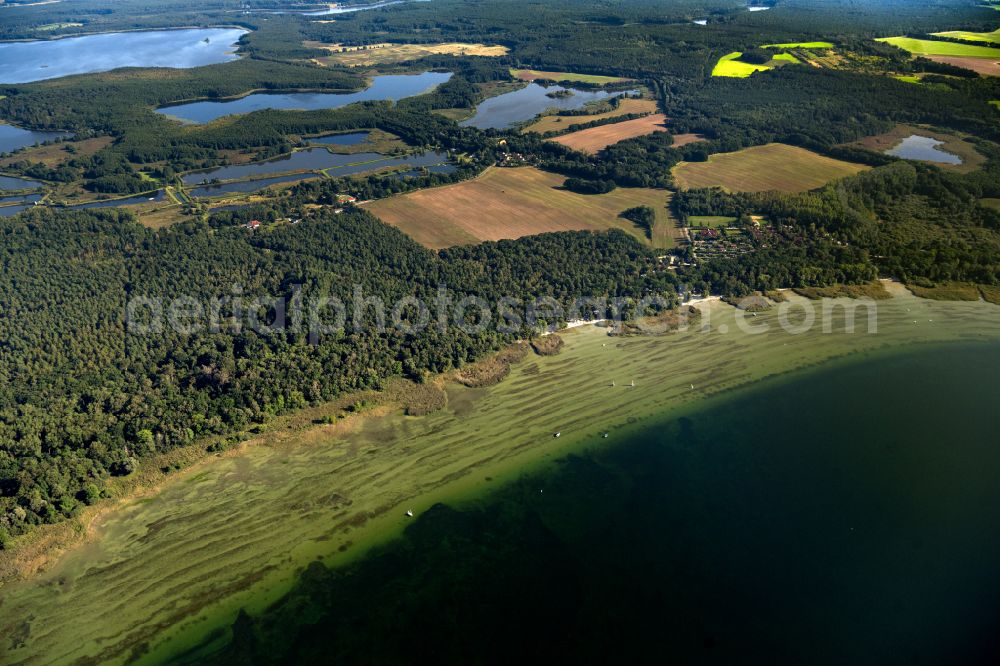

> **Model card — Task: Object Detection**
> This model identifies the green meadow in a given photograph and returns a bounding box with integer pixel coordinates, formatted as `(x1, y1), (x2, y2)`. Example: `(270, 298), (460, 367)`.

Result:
(762, 41), (834, 48)
(877, 36), (1000, 58)
(2, 286), (1000, 664)
(931, 28), (1000, 44)
(687, 215), (738, 227)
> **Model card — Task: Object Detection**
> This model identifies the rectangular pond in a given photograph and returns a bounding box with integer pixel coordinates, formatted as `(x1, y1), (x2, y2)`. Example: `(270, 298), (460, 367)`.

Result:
(0, 174), (44, 191)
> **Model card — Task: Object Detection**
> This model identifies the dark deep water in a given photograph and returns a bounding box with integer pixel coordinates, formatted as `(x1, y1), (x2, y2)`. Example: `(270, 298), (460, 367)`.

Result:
(201, 343), (1000, 665)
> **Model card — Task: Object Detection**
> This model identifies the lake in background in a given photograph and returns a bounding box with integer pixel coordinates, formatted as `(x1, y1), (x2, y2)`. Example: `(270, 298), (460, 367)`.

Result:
(157, 72), (452, 124)
(206, 342), (1000, 665)
(886, 135), (963, 165)
(0, 124), (70, 155)
(0, 28), (247, 84)
(460, 83), (635, 129)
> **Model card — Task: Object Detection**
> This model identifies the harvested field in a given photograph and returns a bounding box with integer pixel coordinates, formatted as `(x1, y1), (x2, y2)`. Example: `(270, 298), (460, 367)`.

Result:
(309, 41), (508, 66)
(365, 166), (682, 249)
(521, 98), (657, 134)
(510, 68), (631, 84)
(550, 114), (668, 153)
(672, 143), (868, 193)
(925, 55), (1000, 76)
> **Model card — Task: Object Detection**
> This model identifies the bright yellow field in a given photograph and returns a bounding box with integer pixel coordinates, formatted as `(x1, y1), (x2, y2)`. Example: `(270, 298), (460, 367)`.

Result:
(672, 143), (869, 192)
(366, 166), (682, 249)
(711, 51), (800, 77)
(521, 98), (658, 134)
(309, 41), (508, 66)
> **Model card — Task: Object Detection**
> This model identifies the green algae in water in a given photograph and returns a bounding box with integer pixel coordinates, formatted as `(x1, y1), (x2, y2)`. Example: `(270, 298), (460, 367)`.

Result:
(201, 342), (1000, 665)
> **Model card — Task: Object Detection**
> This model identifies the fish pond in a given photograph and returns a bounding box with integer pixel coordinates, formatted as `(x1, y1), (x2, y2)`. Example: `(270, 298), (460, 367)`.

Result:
(156, 72), (452, 124)
(184, 149), (453, 197)
(0, 174), (44, 191)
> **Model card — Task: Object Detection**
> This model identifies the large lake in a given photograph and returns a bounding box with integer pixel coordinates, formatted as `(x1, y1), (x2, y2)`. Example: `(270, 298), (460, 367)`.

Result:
(886, 134), (963, 165)
(0, 124), (70, 154)
(200, 341), (1000, 664)
(156, 71), (452, 124)
(0, 28), (247, 84)
(3, 291), (1000, 664)
(460, 83), (635, 130)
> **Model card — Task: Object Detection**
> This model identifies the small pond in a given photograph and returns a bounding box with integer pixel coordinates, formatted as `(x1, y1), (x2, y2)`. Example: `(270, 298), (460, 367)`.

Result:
(885, 135), (963, 165)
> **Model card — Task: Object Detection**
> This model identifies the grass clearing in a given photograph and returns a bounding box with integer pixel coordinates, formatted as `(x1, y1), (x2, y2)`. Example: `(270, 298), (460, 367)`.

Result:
(794, 282), (892, 300)
(308, 41), (508, 66)
(979, 284), (1000, 305)
(549, 114), (668, 153)
(982, 198), (1000, 211)
(509, 68), (632, 84)
(688, 215), (737, 228)
(906, 282), (983, 301)
(877, 36), (1000, 58)
(521, 98), (657, 134)
(763, 41), (834, 49)
(672, 144), (869, 193)
(845, 124), (985, 173)
(931, 28), (1000, 44)
(0, 137), (113, 169)
(365, 166), (681, 249)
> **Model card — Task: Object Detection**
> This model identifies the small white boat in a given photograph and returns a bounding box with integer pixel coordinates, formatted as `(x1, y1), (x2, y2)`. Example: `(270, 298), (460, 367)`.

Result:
(630, 380), (635, 387)
(602, 433), (609, 438)
(611, 381), (616, 387)
(554, 432), (561, 438)
(405, 509), (414, 518)
(689, 384), (695, 389)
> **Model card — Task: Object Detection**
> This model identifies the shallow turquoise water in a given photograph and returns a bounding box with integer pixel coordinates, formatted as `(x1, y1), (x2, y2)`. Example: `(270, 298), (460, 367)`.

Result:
(195, 342), (1000, 664)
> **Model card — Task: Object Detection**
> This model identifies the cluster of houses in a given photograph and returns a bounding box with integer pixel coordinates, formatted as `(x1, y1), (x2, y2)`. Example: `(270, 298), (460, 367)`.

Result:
(244, 194), (356, 230)
(687, 224), (757, 262)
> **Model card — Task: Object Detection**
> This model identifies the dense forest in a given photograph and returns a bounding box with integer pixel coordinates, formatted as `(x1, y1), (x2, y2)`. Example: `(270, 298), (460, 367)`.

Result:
(0, 208), (676, 539)
(3, 0), (1000, 544)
